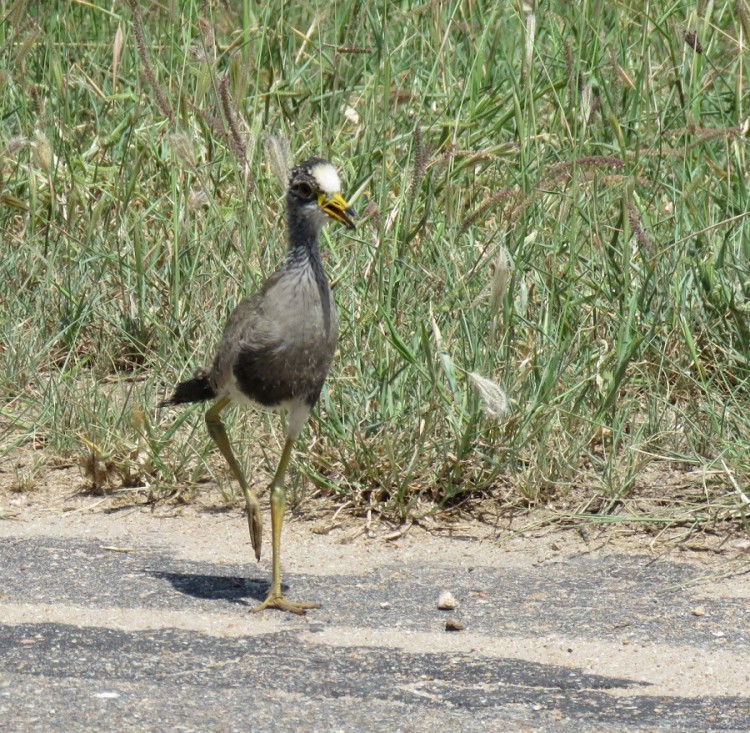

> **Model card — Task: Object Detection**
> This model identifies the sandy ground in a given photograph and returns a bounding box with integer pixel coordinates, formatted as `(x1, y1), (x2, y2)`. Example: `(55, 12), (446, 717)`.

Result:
(2, 454), (750, 731)
(3, 492), (750, 691)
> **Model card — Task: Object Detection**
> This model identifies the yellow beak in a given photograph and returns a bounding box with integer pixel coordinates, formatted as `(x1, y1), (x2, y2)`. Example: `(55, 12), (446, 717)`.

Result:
(318, 192), (357, 230)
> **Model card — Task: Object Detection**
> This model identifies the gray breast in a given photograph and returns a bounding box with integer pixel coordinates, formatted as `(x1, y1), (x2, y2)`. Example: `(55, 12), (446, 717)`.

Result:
(210, 266), (338, 409)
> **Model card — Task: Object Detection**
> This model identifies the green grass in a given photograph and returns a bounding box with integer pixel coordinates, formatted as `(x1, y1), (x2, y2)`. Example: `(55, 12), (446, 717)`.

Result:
(1, 0), (749, 532)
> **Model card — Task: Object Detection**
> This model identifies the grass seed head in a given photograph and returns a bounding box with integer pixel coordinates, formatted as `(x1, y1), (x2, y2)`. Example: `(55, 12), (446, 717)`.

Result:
(264, 135), (292, 189)
(469, 373), (508, 421)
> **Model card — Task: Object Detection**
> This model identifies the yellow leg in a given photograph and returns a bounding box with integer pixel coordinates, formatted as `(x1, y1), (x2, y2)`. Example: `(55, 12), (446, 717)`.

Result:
(205, 397), (262, 562)
(251, 436), (320, 615)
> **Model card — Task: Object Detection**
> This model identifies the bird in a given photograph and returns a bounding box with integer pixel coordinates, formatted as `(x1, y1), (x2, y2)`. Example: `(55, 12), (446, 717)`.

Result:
(159, 157), (355, 614)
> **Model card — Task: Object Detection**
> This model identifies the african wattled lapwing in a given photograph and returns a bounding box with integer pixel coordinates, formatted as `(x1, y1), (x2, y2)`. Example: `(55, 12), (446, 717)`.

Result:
(160, 157), (355, 614)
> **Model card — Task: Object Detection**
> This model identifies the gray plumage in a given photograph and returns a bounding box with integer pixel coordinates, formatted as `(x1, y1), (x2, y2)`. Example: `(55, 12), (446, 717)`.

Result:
(161, 157), (352, 436)
(210, 245), (338, 438)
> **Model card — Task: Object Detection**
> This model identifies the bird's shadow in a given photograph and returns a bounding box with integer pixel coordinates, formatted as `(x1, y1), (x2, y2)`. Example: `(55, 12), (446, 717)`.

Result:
(149, 570), (283, 607)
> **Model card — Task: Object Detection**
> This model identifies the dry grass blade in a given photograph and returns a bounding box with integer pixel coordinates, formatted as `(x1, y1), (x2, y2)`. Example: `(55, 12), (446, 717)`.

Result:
(523, 11), (536, 79)
(112, 23), (124, 91)
(489, 246), (512, 320)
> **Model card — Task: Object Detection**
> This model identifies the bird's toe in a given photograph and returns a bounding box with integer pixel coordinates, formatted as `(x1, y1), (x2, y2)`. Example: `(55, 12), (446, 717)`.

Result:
(251, 593), (320, 615)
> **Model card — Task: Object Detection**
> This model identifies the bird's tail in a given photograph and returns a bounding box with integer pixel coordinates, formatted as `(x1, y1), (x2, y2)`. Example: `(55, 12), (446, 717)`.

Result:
(158, 370), (216, 407)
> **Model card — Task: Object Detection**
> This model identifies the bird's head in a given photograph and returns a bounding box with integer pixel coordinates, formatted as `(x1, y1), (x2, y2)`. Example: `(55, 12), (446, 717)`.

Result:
(287, 158), (356, 231)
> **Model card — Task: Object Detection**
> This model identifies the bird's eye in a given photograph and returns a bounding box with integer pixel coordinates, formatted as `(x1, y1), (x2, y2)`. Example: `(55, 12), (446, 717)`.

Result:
(295, 182), (314, 199)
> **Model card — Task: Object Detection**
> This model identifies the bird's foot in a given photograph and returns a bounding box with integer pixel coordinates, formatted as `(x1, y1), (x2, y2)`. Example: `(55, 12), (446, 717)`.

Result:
(251, 592), (320, 616)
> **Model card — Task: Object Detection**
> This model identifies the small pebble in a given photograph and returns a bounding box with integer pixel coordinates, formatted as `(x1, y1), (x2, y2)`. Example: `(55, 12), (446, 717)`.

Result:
(692, 606), (706, 617)
(445, 618), (464, 632)
(437, 590), (457, 610)
(380, 602), (392, 610)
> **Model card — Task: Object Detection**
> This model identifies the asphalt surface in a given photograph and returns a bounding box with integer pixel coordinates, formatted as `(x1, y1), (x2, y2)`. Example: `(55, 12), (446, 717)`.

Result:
(1, 512), (749, 732)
